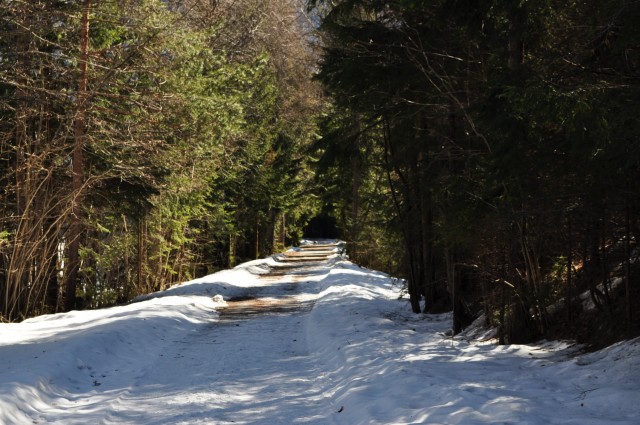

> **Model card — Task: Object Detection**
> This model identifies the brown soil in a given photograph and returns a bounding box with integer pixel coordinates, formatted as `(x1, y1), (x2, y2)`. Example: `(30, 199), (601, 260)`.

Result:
(218, 295), (313, 321)
(217, 243), (340, 322)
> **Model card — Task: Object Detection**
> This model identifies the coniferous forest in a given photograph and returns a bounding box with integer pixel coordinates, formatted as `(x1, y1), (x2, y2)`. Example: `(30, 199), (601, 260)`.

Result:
(1, 0), (639, 347)
(0, 0), (321, 320)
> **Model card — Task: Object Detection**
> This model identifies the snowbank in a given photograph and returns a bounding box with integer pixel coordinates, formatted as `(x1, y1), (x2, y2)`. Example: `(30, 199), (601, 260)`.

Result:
(1, 248), (638, 424)
(306, 258), (640, 424)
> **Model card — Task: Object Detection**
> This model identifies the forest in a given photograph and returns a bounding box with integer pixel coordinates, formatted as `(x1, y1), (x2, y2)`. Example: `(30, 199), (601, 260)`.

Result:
(1, 0), (639, 347)
(0, 0), (321, 320)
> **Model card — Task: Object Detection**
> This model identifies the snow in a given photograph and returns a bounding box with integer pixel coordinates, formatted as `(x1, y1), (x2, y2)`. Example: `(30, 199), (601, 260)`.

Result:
(1, 241), (639, 425)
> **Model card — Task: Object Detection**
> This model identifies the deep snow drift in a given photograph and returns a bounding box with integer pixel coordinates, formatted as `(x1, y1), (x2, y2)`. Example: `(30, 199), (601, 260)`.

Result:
(1, 241), (639, 424)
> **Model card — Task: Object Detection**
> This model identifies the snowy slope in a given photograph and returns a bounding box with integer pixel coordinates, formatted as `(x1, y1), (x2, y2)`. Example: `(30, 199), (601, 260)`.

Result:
(1, 242), (639, 424)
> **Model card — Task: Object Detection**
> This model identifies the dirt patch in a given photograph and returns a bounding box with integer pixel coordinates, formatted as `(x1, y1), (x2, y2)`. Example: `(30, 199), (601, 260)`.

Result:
(217, 243), (341, 322)
(218, 295), (312, 322)
(283, 250), (329, 257)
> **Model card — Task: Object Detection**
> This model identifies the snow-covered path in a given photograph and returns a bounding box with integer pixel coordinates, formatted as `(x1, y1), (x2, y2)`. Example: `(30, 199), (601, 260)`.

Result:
(103, 258), (333, 425)
(1, 240), (639, 425)
(104, 302), (325, 424)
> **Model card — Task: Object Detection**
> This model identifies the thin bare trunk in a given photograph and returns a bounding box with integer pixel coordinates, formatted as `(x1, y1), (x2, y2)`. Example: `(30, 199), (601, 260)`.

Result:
(65, 0), (91, 311)
(625, 200), (632, 325)
(566, 216), (573, 325)
(508, 5), (525, 71)
(255, 218), (260, 259)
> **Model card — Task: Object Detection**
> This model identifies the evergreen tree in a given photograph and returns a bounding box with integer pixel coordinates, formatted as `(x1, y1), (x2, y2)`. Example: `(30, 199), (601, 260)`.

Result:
(309, 0), (640, 341)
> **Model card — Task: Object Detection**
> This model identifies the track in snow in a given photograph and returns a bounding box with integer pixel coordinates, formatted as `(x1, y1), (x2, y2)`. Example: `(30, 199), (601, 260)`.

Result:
(101, 243), (341, 425)
(218, 243), (338, 323)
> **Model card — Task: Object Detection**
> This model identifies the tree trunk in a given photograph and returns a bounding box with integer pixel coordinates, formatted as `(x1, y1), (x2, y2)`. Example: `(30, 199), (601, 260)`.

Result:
(625, 199), (632, 326)
(137, 215), (146, 295)
(566, 215), (573, 325)
(508, 5), (525, 71)
(382, 116), (422, 313)
(407, 245), (422, 314)
(229, 234), (236, 267)
(498, 252), (508, 345)
(446, 248), (462, 334)
(349, 114), (362, 259)
(282, 212), (286, 247)
(420, 187), (434, 311)
(65, 0), (91, 311)
(254, 218), (259, 259)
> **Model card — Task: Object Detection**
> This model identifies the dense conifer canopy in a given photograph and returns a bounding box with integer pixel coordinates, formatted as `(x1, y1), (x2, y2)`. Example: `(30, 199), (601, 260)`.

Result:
(308, 0), (640, 343)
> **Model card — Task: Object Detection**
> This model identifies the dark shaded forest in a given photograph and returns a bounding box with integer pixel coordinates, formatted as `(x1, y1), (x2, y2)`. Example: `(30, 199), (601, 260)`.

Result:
(1, 0), (639, 347)
(309, 0), (640, 347)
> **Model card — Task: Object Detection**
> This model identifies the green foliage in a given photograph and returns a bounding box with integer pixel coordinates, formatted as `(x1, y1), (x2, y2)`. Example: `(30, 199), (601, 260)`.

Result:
(0, 0), (321, 320)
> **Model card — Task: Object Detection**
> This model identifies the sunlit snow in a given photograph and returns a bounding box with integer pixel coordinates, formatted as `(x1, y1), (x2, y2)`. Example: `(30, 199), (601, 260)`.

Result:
(1, 241), (638, 424)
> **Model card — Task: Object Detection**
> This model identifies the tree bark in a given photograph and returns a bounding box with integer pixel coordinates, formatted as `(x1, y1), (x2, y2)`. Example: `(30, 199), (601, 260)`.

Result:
(65, 0), (91, 311)
(508, 5), (525, 71)
(566, 215), (573, 325)
(255, 218), (260, 259)
(625, 199), (632, 326)
(382, 117), (421, 313)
